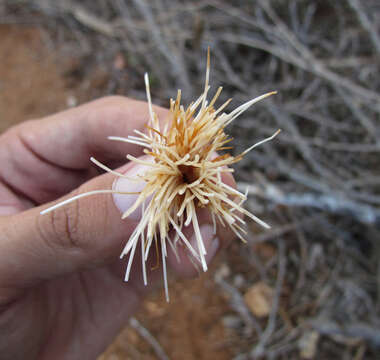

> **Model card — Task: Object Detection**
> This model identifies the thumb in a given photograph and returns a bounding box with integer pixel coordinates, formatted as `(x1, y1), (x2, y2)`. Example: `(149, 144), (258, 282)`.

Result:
(0, 155), (231, 291)
(0, 160), (142, 289)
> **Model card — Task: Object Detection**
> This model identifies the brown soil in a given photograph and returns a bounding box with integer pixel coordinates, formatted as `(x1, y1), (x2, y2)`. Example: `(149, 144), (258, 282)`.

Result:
(0, 25), (233, 360)
(101, 270), (232, 360)
(0, 25), (69, 132)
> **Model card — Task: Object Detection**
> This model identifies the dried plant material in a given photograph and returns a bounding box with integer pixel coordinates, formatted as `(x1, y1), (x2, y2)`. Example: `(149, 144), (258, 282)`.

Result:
(41, 50), (279, 301)
(298, 331), (320, 359)
(252, 243), (277, 260)
(244, 282), (274, 318)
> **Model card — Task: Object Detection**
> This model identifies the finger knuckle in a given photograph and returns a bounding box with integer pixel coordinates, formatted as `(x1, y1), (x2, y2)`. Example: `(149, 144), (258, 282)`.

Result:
(38, 192), (83, 251)
(98, 95), (131, 109)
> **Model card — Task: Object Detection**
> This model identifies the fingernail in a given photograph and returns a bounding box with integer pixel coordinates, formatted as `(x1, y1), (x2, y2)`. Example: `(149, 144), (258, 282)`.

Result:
(190, 224), (220, 264)
(112, 157), (153, 220)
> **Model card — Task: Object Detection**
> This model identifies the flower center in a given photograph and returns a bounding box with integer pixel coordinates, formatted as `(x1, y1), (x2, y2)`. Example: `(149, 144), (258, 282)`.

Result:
(178, 164), (199, 184)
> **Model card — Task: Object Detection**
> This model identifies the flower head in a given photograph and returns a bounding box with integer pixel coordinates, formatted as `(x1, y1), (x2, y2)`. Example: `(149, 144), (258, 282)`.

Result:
(41, 50), (279, 301)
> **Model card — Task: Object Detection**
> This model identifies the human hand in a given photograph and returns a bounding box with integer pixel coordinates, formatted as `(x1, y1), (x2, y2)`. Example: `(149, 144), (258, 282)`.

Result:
(0, 96), (234, 359)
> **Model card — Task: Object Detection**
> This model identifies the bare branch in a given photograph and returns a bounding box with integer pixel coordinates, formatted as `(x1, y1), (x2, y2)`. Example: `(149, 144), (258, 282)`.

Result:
(238, 182), (380, 225)
(347, 0), (380, 54)
(129, 317), (170, 360)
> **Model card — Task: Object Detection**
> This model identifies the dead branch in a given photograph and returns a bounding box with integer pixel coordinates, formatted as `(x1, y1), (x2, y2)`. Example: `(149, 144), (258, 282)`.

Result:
(347, 0), (380, 54)
(238, 182), (380, 226)
(215, 272), (263, 337)
(129, 317), (170, 360)
(250, 240), (287, 357)
(310, 319), (380, 348)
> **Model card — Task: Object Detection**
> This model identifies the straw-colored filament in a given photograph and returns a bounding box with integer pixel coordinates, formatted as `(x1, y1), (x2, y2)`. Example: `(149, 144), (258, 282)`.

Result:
(40, 49), (280, 301)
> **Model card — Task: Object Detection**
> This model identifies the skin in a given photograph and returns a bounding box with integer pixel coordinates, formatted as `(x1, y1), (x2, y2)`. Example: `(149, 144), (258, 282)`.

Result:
(0, 96), (235, 359)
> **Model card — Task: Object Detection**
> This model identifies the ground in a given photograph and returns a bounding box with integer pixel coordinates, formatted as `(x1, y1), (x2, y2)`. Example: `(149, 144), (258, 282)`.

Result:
(0, 24), (233, 360)
(0, 25), (68, 132)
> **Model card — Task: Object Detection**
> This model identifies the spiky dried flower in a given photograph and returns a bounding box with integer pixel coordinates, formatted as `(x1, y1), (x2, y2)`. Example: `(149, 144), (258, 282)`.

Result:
(41, 51), (280, 301)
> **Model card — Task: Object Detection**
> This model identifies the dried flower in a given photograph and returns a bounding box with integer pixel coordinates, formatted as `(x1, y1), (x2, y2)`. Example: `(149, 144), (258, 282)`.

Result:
(41, 50), (280, 301)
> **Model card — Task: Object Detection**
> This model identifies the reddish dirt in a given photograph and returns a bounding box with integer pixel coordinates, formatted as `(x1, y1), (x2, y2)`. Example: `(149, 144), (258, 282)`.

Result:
(0, 25), (233, 360)
(0, 25), (69, 132)
(101, 269), (232, 360)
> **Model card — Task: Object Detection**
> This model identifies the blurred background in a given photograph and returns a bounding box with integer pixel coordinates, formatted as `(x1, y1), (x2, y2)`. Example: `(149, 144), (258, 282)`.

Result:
(1, 0), (380, 359)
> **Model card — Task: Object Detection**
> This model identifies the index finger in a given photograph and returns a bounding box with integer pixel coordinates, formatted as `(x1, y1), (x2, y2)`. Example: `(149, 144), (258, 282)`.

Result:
(0, 96), (169, 204)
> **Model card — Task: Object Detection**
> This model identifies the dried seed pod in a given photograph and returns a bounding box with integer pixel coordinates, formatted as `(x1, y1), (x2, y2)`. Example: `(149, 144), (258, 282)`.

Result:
(41, 50), (280, 301)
